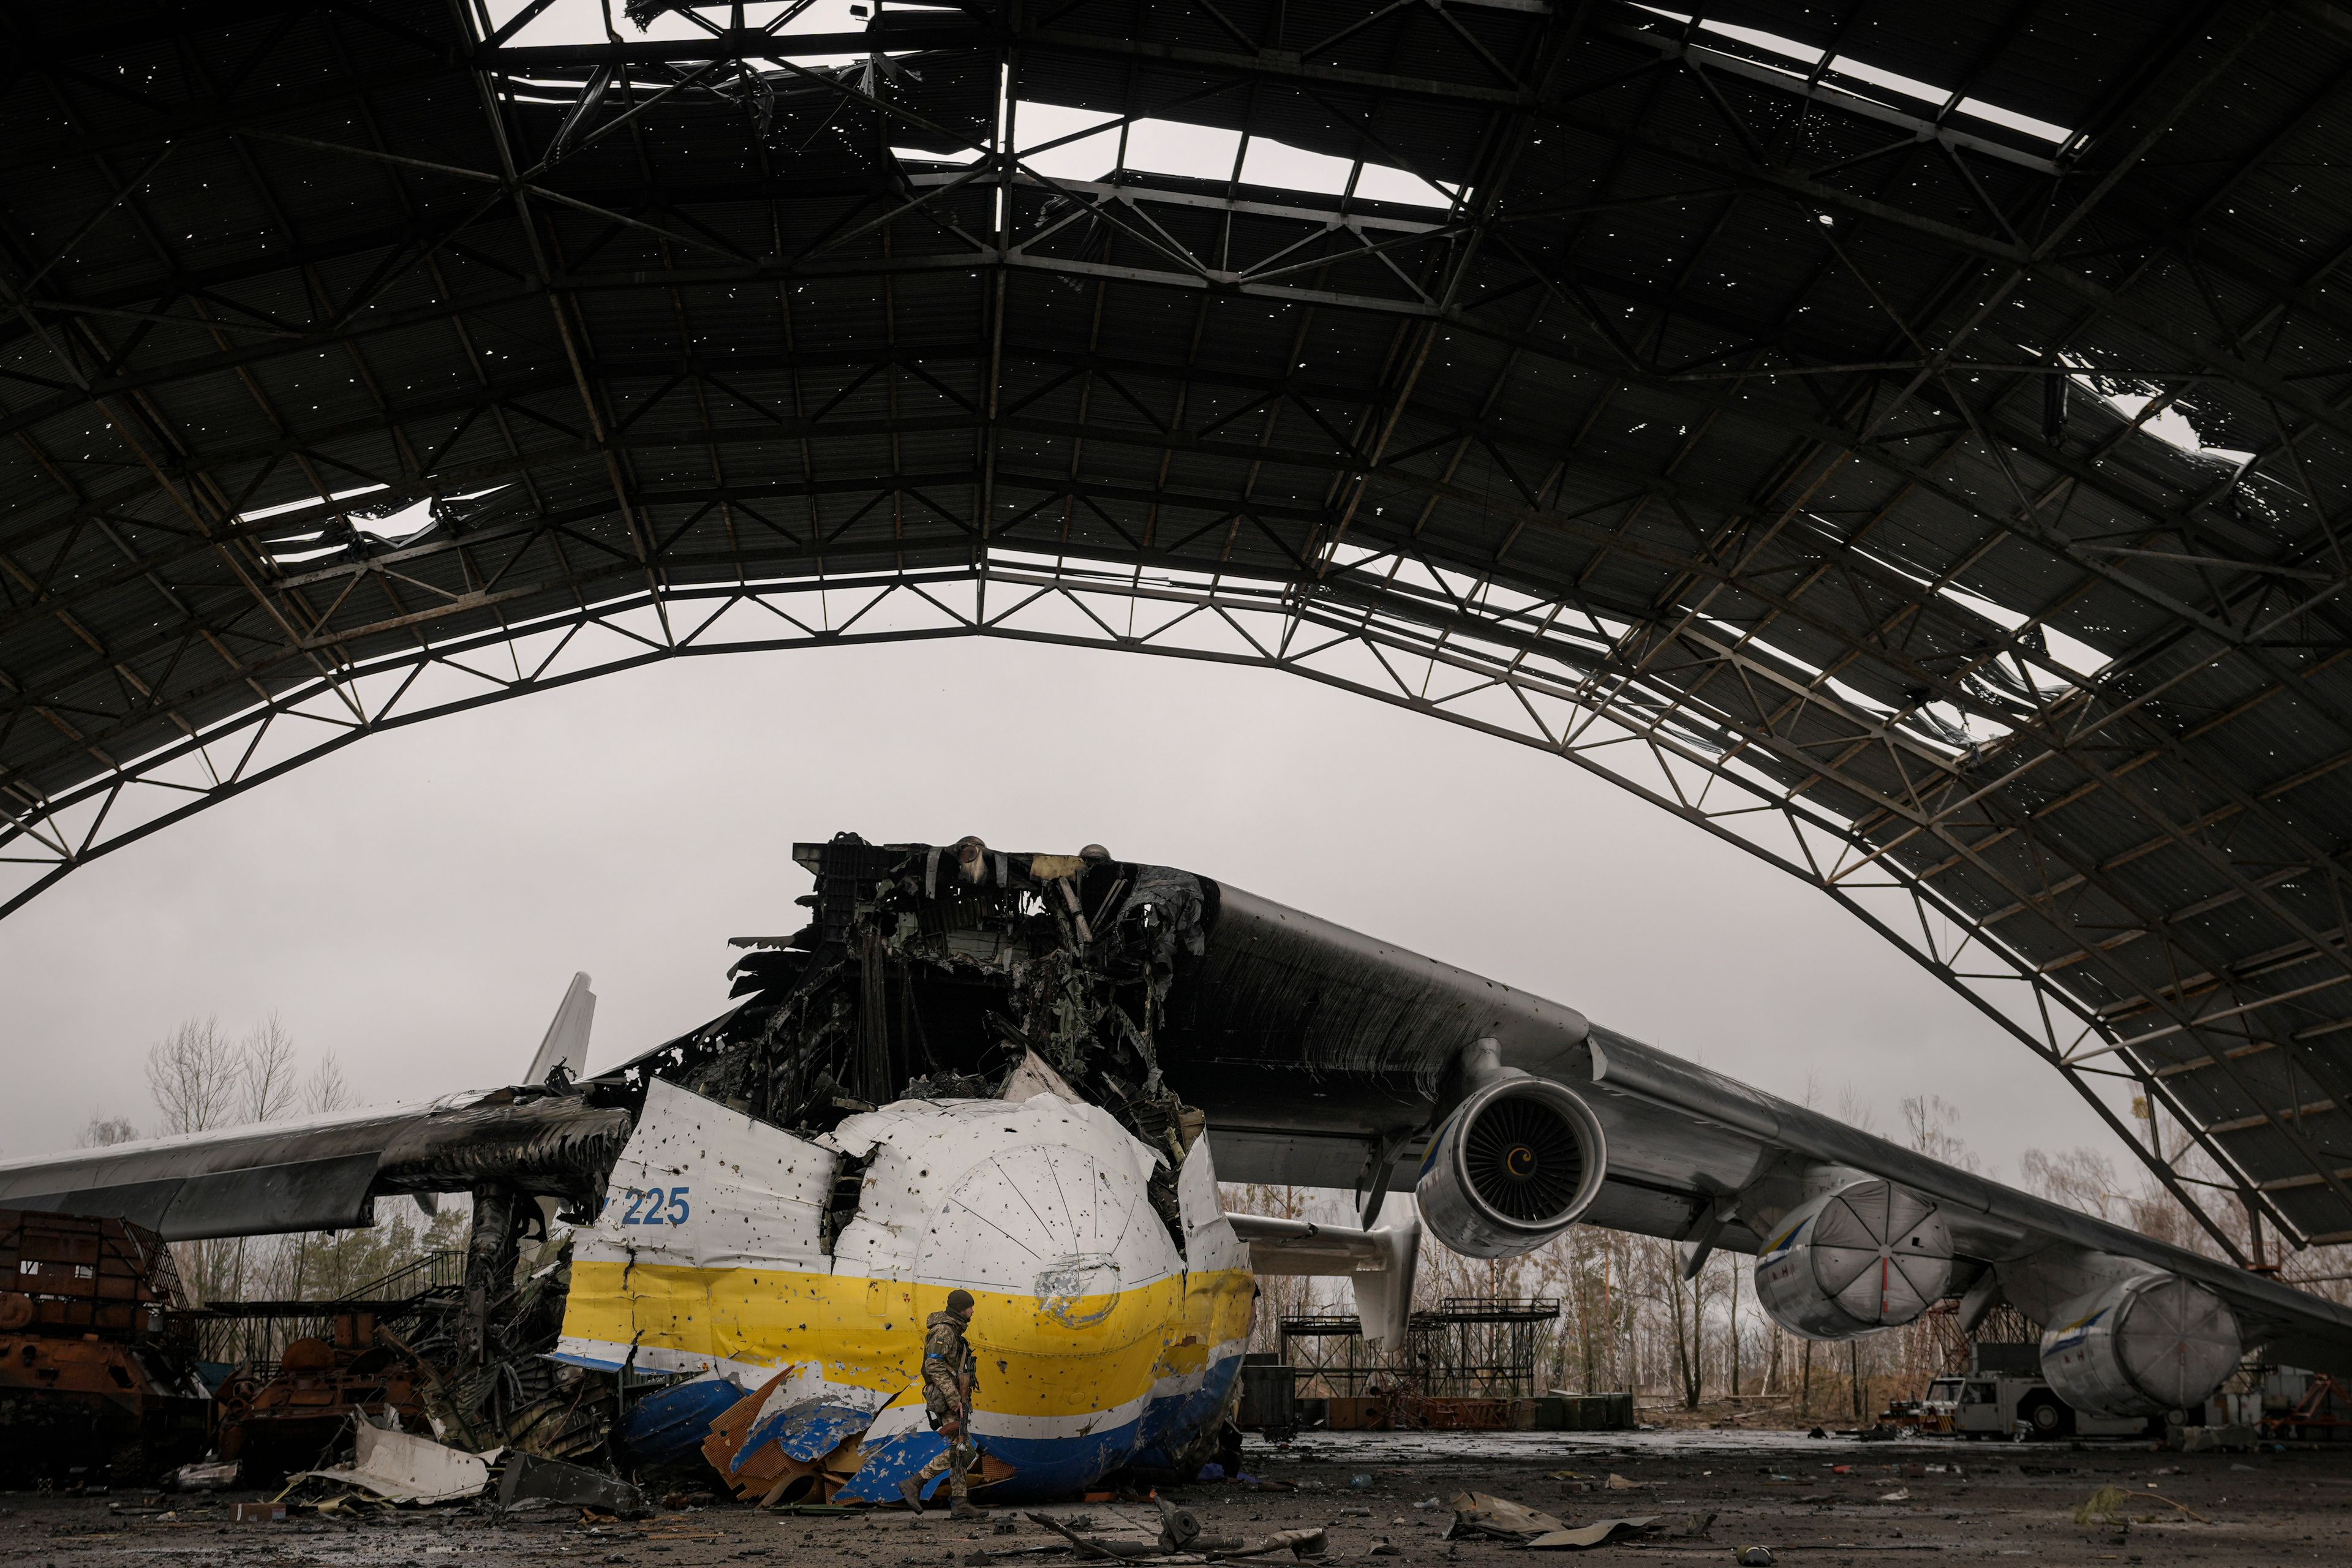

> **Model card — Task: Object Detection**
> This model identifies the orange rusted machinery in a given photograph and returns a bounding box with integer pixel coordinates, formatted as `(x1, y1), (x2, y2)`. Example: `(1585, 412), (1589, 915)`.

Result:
(213, 1308), (434, 1480)
(0, 1209), (211, 1484)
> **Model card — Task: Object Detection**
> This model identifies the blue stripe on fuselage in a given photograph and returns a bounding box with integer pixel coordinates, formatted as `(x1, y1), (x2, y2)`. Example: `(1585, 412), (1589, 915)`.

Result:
(838, 1352), (1245, 1503)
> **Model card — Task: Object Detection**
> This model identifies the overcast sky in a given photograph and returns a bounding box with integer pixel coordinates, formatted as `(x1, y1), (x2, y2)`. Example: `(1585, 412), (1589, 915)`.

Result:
(0, 636), (2131, 1187)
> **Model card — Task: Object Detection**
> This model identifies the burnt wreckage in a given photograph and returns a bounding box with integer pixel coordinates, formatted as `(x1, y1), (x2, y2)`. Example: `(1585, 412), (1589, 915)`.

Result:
(634, 837), (1213, 1216)
(598, 832), (1502, 1223)
(336, 828), (1483, 1489)
(0, 835), (1264, 1489)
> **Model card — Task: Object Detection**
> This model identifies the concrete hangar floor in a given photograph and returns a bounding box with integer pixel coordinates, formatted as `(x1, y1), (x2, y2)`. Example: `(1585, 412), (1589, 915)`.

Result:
(5, 1429), (2346, 1567)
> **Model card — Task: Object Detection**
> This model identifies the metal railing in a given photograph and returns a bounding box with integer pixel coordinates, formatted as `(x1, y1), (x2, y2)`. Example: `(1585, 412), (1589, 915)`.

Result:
(183, 1250), (468, 1368)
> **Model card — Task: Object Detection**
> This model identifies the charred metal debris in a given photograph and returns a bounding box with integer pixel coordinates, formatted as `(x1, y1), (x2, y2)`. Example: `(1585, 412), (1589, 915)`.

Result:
(0, 835), (1221, 1497)
(600, 834), (1215, 1242)
(162, 1237), (606, 1487)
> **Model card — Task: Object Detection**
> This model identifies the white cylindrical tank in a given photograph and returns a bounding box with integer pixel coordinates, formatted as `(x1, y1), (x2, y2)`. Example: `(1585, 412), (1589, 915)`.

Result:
(1753, 1179), (1953, 1338)
(2039, 1273), (2242, 1417)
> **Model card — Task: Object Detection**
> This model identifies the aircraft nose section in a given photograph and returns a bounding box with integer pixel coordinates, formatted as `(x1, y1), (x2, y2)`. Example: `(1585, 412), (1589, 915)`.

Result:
(1032, 1253), (1125, 1327)
(913, 1134), (1182, 1325)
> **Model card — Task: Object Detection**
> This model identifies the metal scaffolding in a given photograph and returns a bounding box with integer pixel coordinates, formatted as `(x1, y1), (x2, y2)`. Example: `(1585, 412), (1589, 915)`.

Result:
(1280, 1297), (1561, 1399)
(1414, 1297), (1564, 1401)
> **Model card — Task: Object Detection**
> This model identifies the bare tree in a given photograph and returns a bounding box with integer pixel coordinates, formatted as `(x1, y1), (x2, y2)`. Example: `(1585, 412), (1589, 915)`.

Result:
(1727, 1259), (1743, 1397)
(2021, 1147), (2124, 1221)
(239, 1012), (302, 1123)
(143, 1013), (319, 1314)
(77, 1113), (139, 1148)
(1902, 1093), (1980, 1173)
(145, 1017), (241, 1136)
(128, 1009), (468, 1348)
(1645, 1237), (1706, 1409)
(145, 1019), (246, 1308)
(305, 1050), (355, 1115)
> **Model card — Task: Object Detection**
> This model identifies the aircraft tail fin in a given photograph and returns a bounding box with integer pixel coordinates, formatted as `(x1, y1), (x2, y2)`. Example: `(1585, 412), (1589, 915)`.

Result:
(526, 971), (597, 1087)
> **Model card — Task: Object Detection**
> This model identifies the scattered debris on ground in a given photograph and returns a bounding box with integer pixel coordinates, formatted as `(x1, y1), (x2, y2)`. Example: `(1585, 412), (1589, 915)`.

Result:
(2072, 1481), (2211, 1527)
(500, 1450), (651, 1517)
(3, 1429), (2346, 1567)
(288, 1418), (491, 1504)
(1441, 1488), (1712, 1551)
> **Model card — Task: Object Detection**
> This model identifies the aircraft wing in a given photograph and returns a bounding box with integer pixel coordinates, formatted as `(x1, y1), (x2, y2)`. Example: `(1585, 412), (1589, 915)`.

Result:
(1163, 882), (2352, 1382)
(0, 1101), (447, 1240)
(1583, 1030), (2352, 1379)
(0, 972), (624, 1244)
(0, 1091), (631, 1242)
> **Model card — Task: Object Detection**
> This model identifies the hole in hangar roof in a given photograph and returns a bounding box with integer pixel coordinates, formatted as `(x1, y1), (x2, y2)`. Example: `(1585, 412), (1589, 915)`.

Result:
(895, 104), (1462, 209)
(255, 488), (507, 563)
(1630, 6), (2076, 146)
(237, 484), (389, 524)
(486, 0), (1463, 206)
(2058, 354), (2261, 472)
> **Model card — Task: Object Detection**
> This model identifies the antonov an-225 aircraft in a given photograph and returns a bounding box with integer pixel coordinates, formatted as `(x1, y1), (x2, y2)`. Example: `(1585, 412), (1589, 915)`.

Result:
(2, 834), (2348, 1501)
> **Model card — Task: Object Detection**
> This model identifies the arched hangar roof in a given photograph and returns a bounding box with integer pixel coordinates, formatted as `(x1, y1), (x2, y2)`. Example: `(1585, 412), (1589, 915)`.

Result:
(7, 0), (2352, 1256)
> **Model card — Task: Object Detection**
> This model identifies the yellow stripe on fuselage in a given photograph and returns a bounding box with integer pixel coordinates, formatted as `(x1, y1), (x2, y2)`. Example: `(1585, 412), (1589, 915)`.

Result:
(563, 1261), (1256, 1417)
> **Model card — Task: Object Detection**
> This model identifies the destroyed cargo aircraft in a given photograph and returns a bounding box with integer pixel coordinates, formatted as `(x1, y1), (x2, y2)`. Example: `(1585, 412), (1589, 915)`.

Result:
(4, 833), (2352, 1498)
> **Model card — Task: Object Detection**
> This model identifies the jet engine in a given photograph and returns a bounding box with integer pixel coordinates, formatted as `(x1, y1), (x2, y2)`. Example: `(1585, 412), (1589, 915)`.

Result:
(1754, 1179), (1953, 1339)
(1414, 1077), (1607, 1258)
(2039, 1273), (2242, 1417)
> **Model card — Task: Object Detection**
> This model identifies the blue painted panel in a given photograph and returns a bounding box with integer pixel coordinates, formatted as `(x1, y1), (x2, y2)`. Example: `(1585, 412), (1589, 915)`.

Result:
(741, 1402), (870, 1468)
(1131, 1355), (1242, 1471)
(618, 1372), (744, 1468)
(835, 1428), (949, 1502)
(834, 1352), (1243, 1503)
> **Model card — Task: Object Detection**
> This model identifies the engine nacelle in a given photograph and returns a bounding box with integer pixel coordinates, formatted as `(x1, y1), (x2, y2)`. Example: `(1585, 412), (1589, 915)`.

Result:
(1754, 1179), (1953, 1339)
(2040, 1273), (2242, 1417)
(1414, 1077), (1607, 1258)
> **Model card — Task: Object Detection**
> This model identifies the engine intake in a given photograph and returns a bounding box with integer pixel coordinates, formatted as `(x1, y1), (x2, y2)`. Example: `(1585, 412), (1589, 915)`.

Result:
(1415, 1079), (1606, 1258)
(2040, 1273), (2241, 1418)
(1754, 1180), (1953, 1340)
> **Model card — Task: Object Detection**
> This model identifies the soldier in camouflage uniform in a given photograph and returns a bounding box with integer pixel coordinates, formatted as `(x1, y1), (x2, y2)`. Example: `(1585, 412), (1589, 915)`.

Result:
(900, 1288), (982, 1517)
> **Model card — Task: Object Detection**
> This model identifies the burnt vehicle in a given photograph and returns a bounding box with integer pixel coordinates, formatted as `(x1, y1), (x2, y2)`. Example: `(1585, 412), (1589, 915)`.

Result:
(0, 1210), (210, 1484)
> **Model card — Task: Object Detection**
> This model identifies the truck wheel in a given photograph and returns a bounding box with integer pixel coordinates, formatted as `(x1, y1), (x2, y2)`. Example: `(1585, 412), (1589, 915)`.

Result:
(2018, 1395), (2070, 1439)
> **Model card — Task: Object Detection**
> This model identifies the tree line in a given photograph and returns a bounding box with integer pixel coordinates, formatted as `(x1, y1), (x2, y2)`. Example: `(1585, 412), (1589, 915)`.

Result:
(79, 1016), (467, 1357)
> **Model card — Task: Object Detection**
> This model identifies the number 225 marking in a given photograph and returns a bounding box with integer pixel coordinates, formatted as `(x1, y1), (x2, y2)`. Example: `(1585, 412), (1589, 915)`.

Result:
(618, 1186), (691, 1225)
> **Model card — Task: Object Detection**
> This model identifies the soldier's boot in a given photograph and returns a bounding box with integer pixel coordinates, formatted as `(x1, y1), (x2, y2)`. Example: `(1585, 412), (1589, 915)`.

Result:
(899, 1477), (926, 1513)
(951, 1498), (984, 1521)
